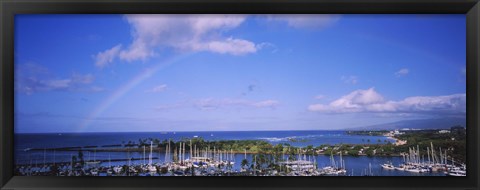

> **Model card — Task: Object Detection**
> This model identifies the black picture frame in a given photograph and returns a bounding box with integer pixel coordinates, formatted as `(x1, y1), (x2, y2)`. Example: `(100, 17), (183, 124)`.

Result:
(1, 0), (479, 190)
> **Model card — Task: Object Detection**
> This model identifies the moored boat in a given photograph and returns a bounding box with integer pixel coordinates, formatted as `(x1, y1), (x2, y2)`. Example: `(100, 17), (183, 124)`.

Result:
(381, 163), (395, 170)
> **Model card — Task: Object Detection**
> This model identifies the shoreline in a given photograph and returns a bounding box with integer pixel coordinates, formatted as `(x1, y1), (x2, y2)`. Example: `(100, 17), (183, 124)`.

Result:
(384, 135), (408, 146)
(26, 147), (404, 157)
(14, 154), (404, 167)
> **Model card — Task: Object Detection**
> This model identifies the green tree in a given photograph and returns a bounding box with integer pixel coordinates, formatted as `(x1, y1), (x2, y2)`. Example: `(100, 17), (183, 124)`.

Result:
(241, 159), (249, 169)
(348, 150), (359, 157)
(365, 149), (374, 157)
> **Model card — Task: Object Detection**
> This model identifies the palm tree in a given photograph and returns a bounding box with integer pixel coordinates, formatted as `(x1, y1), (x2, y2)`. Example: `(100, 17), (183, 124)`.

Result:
(241, 159), (249, 170)
(123, 165), (129, 176)
(72, 156), (77, 165)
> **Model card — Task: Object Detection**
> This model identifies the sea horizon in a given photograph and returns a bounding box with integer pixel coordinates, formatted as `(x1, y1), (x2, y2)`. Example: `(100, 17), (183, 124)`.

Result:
(15, 129), (363, 135)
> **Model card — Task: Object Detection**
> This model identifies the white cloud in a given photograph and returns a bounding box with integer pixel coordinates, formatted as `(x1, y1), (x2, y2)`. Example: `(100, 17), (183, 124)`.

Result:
(255, 42), (277, 52)
(314, 95), (326, 100)
(72, 73), (95, 84)
(461, 67), (466, 75)
(341, 75), (358, 84)
(94, 44), (122, 68)
(96, 15), (260, 67)
(146, 84), (167, 93)
(118, 40), (153, 62)
(46, 79), (71, 89)
(308, 88), (465, 115)
(15, 64), (101, 94)
(267, 14), (341, 29)
(252, 100), (280, 108)
(395, 68), (409, 77)
(201, 37), (257, 55)
(156, 98), (280, 111)
(16, 74), (99, 94)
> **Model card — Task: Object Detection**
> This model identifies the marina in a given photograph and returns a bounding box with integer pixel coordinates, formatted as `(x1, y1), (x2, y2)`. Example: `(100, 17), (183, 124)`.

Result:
(14, 136), (465, 177)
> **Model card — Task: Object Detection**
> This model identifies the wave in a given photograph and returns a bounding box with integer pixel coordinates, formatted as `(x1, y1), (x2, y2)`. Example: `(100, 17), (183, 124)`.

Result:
(257, 137), (287, 142)
(257, 134), (327, 142)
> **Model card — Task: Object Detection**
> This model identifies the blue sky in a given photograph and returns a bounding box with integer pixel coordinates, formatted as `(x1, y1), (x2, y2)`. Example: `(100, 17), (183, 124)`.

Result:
(14, 14), (466, 133)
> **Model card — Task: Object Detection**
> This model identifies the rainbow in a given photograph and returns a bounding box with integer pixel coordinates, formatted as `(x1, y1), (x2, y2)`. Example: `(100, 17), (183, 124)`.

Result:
(79, 53), (191, 131)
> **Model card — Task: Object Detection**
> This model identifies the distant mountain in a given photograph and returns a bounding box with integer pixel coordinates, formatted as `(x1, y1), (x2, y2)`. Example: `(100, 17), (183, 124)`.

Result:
(346, 117), (466, 131)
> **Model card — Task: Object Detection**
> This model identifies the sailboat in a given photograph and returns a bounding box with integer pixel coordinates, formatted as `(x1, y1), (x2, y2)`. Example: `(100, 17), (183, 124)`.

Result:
(85, 149), (101, 165)
(148, 141), (157, 173)
(381, 161), (395, 170)
(106, 154), (113, 176)
(446, 166), (466, 176)
(229, 149), (235, 165)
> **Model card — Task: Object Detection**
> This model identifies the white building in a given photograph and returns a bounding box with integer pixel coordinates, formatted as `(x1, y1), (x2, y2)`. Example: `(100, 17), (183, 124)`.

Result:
(438, 130), (451, 134)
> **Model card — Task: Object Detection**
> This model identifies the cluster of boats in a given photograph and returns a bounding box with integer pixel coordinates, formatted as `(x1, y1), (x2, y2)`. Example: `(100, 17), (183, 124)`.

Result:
(381, 143), (466, 176)
(381, 162), (466, 176)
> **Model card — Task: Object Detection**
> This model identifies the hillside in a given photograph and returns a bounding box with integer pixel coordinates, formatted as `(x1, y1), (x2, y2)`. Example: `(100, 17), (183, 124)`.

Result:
(346, 117), (466, 131)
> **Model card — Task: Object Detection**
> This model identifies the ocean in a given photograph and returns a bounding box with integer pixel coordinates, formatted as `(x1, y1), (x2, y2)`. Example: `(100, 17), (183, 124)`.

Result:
(15, 130), (393, 150)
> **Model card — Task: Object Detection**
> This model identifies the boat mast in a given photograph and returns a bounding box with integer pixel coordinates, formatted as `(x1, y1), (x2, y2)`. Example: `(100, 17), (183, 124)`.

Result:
(417, 145), (420, 164)
(254, 155), (257, 176)
(369, 163), (372, 176)
(53, 149), (56, 166)
(179, 142), (182, 164)
(427, 147), (431, 164)
(244, 149), (247, 160)
(43, 148), (46, 167)
(168, 139), (171, 162)
(164, 143), (168, 163)
(444, 149), (448, 166)
(143, 145), (146, 165)
(340, 152), (343, 169)
(439, 147), (443, 165)
(149, 141), (153, 166)
(430, 142), (435, 165)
